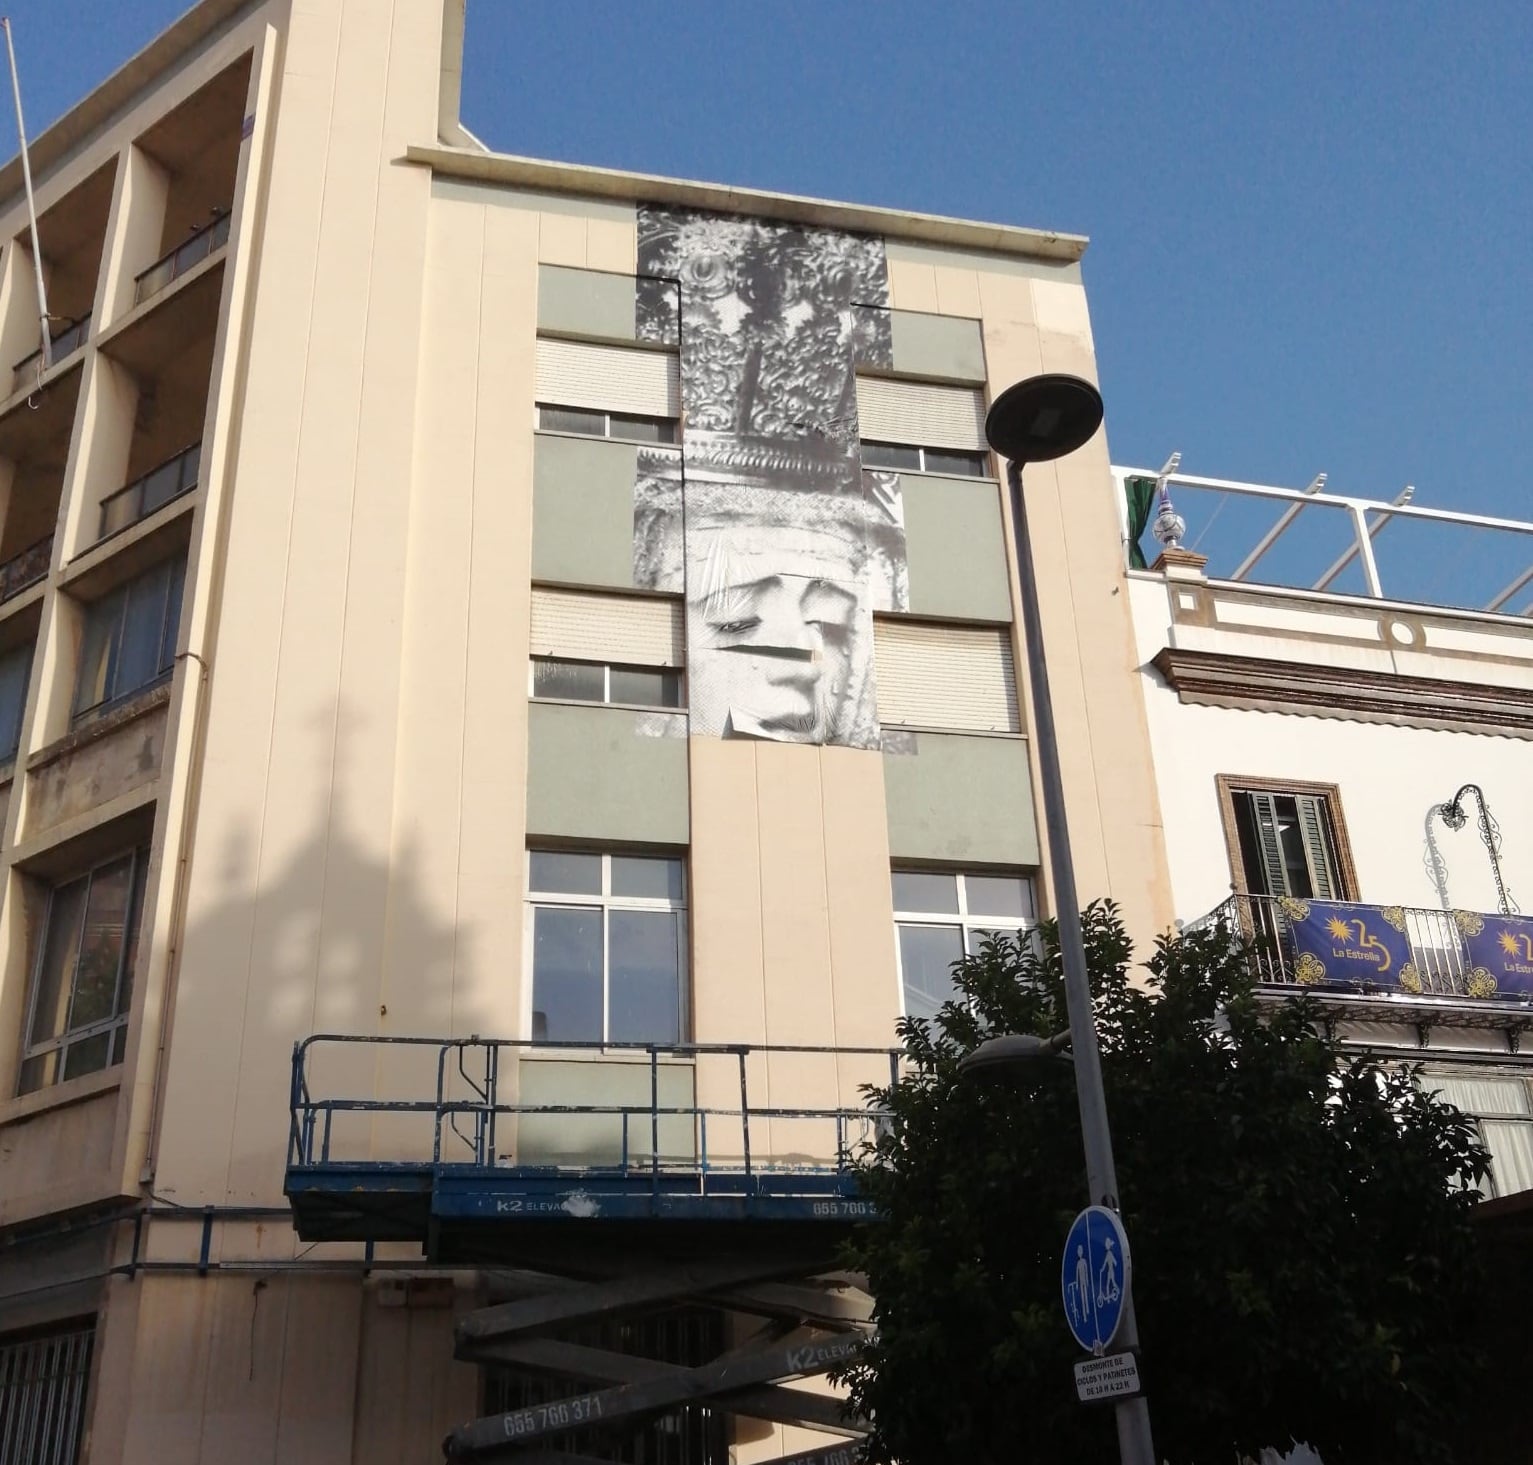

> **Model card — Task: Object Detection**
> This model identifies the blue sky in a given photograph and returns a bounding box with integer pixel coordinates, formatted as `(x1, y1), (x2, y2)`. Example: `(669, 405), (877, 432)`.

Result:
(7, 1), (1532, 598)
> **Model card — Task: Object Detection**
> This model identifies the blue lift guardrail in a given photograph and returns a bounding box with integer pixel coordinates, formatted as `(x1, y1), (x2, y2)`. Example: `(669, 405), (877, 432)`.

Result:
(285, 1035), (900, 1241)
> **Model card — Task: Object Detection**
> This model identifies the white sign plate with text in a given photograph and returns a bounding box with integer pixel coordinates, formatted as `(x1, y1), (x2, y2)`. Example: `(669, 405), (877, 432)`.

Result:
(1073, 1351), (1141, 1404)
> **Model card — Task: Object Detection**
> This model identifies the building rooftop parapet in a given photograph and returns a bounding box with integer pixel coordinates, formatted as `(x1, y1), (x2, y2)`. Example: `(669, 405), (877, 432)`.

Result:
(406, 143), (1089, 263)
(1118, 463), (1533, 625)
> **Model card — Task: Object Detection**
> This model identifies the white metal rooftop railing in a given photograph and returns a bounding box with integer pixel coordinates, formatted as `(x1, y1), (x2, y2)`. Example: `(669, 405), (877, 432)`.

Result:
(1117, 464), (1533, 618)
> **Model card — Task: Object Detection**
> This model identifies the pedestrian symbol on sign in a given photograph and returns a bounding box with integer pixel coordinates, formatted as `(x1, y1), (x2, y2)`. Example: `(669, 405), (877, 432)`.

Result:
(1061, 1206), (1132, 1354)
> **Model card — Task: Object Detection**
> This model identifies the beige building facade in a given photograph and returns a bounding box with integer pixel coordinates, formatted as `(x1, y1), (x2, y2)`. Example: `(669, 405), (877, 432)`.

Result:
(0, 2), (1175, 1460)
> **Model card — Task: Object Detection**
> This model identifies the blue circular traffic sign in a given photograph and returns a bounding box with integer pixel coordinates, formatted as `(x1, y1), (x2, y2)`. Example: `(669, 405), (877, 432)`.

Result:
(1061, 1205), (1131, 1354)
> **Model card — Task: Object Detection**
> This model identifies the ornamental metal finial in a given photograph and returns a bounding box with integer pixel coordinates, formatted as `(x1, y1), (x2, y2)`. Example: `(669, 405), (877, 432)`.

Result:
(1150, 452), (1184, 551)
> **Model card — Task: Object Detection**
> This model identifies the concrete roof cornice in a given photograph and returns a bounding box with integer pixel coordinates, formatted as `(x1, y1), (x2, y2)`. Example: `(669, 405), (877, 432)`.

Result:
(0, 0), (253, 204)
(406, 143), (1090, 263)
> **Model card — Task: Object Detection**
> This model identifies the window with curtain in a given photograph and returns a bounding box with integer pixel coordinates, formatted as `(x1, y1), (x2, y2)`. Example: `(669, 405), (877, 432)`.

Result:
(1422, 1071), (1533, 1197)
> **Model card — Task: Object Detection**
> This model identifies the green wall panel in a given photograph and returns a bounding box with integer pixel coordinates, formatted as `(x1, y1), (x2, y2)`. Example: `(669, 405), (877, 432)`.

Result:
(532, 434), (639, 588)
(526, 702), (689, 844)
(901, 473), (1013, 621)
(538, 264), (639, 343)
(889, 310), (986, 383)
(883, 731), (1038, 866)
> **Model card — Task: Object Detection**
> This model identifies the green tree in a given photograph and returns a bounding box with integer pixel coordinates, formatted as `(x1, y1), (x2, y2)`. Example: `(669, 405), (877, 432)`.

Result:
(838, 903), (1488, 1465)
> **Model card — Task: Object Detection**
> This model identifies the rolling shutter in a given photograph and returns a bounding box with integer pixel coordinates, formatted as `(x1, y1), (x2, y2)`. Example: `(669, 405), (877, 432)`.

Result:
(535, 338), (680, 417)
(874, 620), (1019, 732)
(529, 588), (684, 667)
(856, 377), (986, 451)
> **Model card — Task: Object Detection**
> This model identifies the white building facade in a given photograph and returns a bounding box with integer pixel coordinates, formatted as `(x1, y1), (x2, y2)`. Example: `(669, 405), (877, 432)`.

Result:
(1124, 462), (1533, 1203)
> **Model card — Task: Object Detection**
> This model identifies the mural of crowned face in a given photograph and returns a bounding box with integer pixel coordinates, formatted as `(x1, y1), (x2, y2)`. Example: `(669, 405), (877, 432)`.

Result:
(634, 206), (906, 750)
(689, 488), (868, 743)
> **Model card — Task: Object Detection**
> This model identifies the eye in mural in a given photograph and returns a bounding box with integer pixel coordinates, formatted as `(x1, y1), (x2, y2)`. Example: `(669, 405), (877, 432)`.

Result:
(634, 207), (906, 750)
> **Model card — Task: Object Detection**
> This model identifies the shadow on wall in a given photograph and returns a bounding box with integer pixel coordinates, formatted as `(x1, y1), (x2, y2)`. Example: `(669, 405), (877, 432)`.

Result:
(1423, 803), (1453, 910)
(158, 701), (477, 1205)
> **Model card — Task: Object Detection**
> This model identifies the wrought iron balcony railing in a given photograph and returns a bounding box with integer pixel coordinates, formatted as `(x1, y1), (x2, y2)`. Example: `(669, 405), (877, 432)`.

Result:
(134, 211), (231, 306)
(1186, 892), (1512, 1001)
(0, 532), (52, 602)
(97, 442), (200, 541)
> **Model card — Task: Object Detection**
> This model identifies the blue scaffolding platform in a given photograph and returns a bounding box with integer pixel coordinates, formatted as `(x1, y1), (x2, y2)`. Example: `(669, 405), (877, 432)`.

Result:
(285, 1035), (896, 1252)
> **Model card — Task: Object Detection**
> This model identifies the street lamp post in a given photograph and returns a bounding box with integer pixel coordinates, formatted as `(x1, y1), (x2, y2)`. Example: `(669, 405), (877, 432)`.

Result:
(978, 374), (1157, 1465)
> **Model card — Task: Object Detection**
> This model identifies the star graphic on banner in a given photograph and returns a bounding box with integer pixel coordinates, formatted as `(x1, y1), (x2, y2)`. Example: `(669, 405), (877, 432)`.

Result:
(1326, 917), (1352, 943)
(1499, 930), (1520, 957)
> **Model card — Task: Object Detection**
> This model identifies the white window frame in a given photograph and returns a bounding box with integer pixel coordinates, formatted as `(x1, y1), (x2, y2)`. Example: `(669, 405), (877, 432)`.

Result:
(19, 846), (148, 1094)
(859, 440), (991, 478)
(524, 850), (690, 1047)
(1420, 1067), (1533, 1199)
(527, 656), (683, 712)
(535, 402), (680, 447)
(892, 867), (1037, 1019)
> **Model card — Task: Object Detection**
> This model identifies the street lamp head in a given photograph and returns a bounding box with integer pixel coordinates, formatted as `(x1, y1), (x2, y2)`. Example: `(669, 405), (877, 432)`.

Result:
(984, 374), (1104, 465)
(957, 1032), (1074, 1083)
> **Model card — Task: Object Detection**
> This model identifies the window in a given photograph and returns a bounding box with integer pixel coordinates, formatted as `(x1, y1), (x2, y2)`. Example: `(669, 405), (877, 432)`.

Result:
(72, 556), (186, 720)
(0, 639), (32, 761)
(1218, 777), (1355, 901)
(531, 658), (682, 709)
(536, 403), (679, 445)
(860, 441), (988, 477)
(529, 587), (685, 705)
(534, 337), (680, 433)
(19, 848), (148, 1095)
(893, 868), (1036, 1020)
(1422, 1071), (1533, 1197)
(874, 620), (1018, 732)
(0, 1319), (95, 1465)
(527, 851), (686, 1045)
(855, 377), (987, 465)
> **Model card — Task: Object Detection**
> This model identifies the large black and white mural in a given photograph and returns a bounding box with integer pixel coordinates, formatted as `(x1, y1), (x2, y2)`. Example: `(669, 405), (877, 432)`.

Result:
(632, 207), (906, 751)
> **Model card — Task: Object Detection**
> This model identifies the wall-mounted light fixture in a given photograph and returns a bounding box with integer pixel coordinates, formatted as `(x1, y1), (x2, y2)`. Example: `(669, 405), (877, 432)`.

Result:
(1434, 783), (1518, 916)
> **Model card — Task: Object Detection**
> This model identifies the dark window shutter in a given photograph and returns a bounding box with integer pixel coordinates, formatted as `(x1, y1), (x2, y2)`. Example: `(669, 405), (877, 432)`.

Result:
(1247, 791), (1291, 897)
(1296, 794), (1340, 899)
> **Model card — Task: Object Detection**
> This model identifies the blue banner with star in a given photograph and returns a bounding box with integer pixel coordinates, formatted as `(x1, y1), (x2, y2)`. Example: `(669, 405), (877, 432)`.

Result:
(1454, 911), (1533, 998)
(1278, 898), (1417, 989)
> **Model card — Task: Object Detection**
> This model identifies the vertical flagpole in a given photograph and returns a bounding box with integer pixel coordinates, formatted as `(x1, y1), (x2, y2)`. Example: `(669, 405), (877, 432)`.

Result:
(2, 18), (52, 372)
